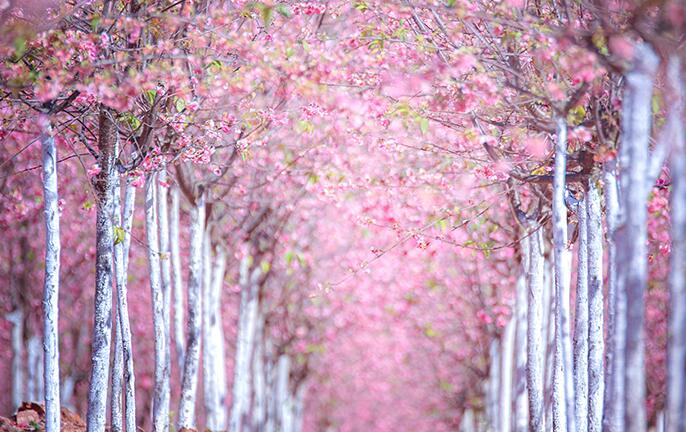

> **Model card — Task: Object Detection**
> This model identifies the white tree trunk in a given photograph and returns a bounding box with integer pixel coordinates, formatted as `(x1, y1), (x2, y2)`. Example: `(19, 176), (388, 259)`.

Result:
(500, 318), (515, 432)
(8, 308), (24, 410)
(573, 194), (588, 432)
(204, 244), (228, 431)
(602, 159), (622, 432)
(178, 195), (205, 430)
(27, 335), (43, 403)
(527, 228), (545, 432)
(156, 168), (172, 430)
(117, 178), (137, 432)
(111, 173), (123, 432)
(586, 182), (604, 432)
(145, 174), (170, 432)
(170, 186), (185, 375)
(487, 339), (500, 429)
(514, 238), (529, 432)
(551, 117), (572, 432)
(665, 56), (686, 432)
(87, 108), (117, 432)
(616, 44), (658, 432)
(230, 257), (262, 432)
(40, 122), (60, 432)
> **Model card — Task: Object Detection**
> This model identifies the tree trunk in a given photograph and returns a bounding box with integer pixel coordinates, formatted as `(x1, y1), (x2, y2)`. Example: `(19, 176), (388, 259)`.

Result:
(87, 107), (117, 432)
(665, 56), (685, 432)
(40, 119), (60, 432)
(551, 117), (572, 432)
(499, 318), (515, 432)
(204, 243), (228, 431)
(586, 181), (604, 432)
(111, 173), (123, 432)
(573, 194), (588, 432)
(178, 195), (205, 430)
(118, 178), (137, 432)
(170, 186), (185, 376)
(27, 335), (43, 403)
(230, 257), (262, 432)
(157, 167), (172, 430)
(145, 173), (170, 432)
(602, 159), (622, 432)
(514, 237), (529, 432)
(616, 44), (658, 432)
(8, 308), (24, 410)
(527, 227), (545, 432)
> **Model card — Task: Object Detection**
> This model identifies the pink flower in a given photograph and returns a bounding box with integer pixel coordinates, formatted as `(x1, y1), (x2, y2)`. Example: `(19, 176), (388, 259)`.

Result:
(87, 164), (101, 178)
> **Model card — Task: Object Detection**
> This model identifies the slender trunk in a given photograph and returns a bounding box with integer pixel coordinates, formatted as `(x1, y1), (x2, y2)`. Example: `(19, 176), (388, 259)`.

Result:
(602, 160), (622, 432)
(252, 313), (267, 430)
(178, 195), (205, 430)
(111, 303), (123, 432)
(551, 117), (572, 432)
(204, 244), (228, 431)
(120, 179), (137, 432)
(111, 174), (123, 432)
(170, 186), (185, 375)
(157, 167), (172, 429)
(231, 257), (262, 432)
(487, 339), (500, 429)
(276, 356), (291, 432)
(40, 120), (60, 431)
(8, 308), (24, 410)
(27, 336), (43, 403)
(145, 173), (170, 432)
(666, 57), (686, 432)
(500, 318), (515, 432)
(617, 44), (658, 432)
(586, 181), (604, 432)
(87, 107), (117, 432)
(514, 237), (529, 432)
(527, 227), (545, 432)
(544, 259), (555, 429)
(573, 195), (588, 432)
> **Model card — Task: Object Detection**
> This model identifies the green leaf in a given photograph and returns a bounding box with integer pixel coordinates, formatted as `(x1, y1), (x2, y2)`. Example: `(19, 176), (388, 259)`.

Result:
(284, 250), (294, 266)
(175, 97), (186, 112)
(354, 0), (368, 11)
(418, 117), (429, 135)
(275, 4), (292, 17)
(113, 226), (126, 246)
(446, 0), (457, 6)
(423, 323), (438, 338)
(13, 37), (26, 58)
(144, 90), (156, 105)
(261, 5), (274, 26)
(260, 260), (271, 274)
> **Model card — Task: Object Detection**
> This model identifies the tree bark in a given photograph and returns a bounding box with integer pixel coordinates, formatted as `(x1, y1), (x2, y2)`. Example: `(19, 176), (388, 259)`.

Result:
(178, 195), (205, 430)
(145, 173), (170, 432)
(40, 120), (60, 432)
(586, 181), (604, 432)
(500, 318), (515, 432)
(573, 194), (588, 432)
(119, 178), (137, 432)
(527, 228), (545, 432)
(204, 243), (228, 431)
(157, 167), (173, 430)
(87, 107), (117, 432)
(616, 44), (658, 432)
(230, 256), (262, 432)
(602, 159), (622, 432)
(8, 308), (24, 410)
(551, 117), (572, 432)
(665, 56), (685, 432)
(170, 186), (185, 376)
(514, 237), (529, 432)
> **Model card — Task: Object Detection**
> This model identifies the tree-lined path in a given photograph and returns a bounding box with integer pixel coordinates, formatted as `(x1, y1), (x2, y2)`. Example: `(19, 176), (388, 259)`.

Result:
(0, 1), (683, 431)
